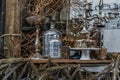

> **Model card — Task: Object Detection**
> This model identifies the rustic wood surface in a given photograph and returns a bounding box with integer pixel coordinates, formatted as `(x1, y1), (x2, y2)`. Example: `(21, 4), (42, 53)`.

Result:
(0, 58), (112, 64)
(31, 59), (112, 64)
(5, 0), (21, 57)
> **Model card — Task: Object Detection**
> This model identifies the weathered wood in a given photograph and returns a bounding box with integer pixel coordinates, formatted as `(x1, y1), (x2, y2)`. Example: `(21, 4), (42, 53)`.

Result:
(13, 0), (21, 57)
(0, 58), (116, 80)
(5, 0), (21, 57)
(32, 59), (112, 64)
(3, 63), (24, 80)
(5, 0), (15, 34)
(71, 64), (81, 79)
(112, 56), (119, 80)
(95, 63), (114, 78)
(0, 58), (111, 64)
(5, 0), (15, 57)
(0, 58), (28, 64)
(17, 61), (28, 80)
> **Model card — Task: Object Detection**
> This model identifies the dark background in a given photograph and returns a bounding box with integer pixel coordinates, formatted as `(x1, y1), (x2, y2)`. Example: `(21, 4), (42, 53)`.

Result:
(0, 0), (6, 54)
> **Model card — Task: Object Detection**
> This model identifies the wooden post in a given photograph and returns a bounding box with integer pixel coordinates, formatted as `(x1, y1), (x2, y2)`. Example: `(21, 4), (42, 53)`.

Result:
(13, 0), (21, 57)
(5, 0), (15, 34)
(5, 0), (21, 57)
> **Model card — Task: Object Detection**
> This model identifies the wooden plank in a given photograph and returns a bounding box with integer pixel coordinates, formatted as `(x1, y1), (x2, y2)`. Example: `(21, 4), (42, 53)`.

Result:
(6, 0), (15, 34)
(5, 0), (21, 57)
(0, 58), (112, 64)
(32, 59), (112, 64)
(5, 0), (15, 57)
(12, 0), (21, 57)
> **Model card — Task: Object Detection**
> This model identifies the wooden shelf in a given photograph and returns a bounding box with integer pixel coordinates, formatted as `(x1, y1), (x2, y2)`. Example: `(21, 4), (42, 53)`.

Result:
(32, 59), (112, 64)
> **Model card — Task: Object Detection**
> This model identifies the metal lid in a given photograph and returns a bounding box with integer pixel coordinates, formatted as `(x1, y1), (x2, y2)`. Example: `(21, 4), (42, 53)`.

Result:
(44, 23), (59, 36)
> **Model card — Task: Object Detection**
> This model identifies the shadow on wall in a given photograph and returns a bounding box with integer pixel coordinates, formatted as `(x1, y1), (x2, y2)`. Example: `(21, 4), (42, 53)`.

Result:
(0, 0), (6, 55)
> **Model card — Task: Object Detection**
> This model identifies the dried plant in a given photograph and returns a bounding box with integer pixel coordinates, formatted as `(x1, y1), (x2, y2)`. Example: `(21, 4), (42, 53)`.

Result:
(18, 0), (66, 18)
(0, 58), (119, 80)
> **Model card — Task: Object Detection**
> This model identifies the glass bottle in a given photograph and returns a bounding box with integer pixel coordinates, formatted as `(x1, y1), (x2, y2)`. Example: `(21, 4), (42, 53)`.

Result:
(43, 23), (60, 57)
(49, 35), (61, 58)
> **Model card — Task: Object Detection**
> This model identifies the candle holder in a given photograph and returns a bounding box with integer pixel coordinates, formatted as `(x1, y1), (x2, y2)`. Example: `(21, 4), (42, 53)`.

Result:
(25, 15), (49, 59)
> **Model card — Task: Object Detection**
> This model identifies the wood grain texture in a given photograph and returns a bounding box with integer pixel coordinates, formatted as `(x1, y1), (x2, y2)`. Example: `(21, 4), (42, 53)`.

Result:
(5, 0), (21, 57)
(31, 59), (112, 64)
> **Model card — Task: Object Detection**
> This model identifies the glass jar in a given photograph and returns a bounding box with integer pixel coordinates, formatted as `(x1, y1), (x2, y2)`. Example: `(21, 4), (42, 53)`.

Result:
(49, 35), (61, 58)
(43, 23), (60, 57)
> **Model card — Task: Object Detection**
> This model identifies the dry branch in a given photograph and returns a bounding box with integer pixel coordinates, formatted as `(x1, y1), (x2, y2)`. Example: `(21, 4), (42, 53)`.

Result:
(3, 63), (24, 80)
(0, 58), (28, 64)
(17, 61), (29, 80)
(95, 63), (114, 79)
(71, 64), (81, 79)
(112, 56), (120, 80)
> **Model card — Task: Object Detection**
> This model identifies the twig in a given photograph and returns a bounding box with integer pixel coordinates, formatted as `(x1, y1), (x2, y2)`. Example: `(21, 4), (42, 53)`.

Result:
(71, 64), (81, 80)
(17, 61), (29, 80)
(112, 56), (119, 80)
(3, 63), (24, 80)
